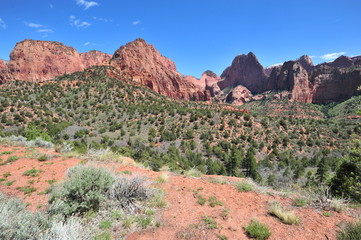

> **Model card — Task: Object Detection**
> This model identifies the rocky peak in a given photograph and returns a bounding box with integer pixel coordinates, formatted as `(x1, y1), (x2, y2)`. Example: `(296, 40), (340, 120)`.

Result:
(203, 70), (218, 78)
(298, 55), (314, 72)
(112, 38), (177, 73)
(110, 38), (209, 101)
(330, 55), (353, 68)
(219, 52), (267, 93)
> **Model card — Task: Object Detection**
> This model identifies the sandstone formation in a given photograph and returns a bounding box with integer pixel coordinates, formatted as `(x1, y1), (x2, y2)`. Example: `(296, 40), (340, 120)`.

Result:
(225, 85), (253, 105)
(80, 50), (111, 68)
(0, 39), (111, 83)
(309, 64), (361, 103)
(219, 52), (267, 93)
(0, 59), (6, 70)
(221, 52), (360, 104)
(266, 60), (312, 102)
(298, 55), (314, 72)
(4, 40), (84, 82)
(1, 38), (360, 104)
(110, 38), (210, 101)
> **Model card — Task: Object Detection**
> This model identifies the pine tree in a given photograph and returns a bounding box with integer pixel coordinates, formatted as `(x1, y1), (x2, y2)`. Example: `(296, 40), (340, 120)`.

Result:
(243, 147), (261, 181)
(316, 156), (329, 184)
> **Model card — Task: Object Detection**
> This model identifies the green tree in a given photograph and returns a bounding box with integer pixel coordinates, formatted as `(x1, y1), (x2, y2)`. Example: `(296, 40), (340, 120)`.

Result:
(243, 147), (261, 181)
(316, 156), (329, 184)
(330, 141), (361, 202)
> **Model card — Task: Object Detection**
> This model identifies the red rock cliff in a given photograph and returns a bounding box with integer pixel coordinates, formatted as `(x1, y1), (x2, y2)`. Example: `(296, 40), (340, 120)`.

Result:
(0, 39), (110, 82)
(219, 52), (267, 93)
(110, 38), (210, 101)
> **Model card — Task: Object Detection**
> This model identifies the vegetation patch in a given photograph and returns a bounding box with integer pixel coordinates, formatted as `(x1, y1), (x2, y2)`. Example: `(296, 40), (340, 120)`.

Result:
(244, 219), (271, 240)
(337, 221), (361, 240)
(268, 202), (301, 225)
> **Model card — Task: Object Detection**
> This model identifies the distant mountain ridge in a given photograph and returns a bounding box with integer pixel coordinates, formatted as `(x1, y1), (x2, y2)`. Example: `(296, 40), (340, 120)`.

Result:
(0, 38), (360, 104)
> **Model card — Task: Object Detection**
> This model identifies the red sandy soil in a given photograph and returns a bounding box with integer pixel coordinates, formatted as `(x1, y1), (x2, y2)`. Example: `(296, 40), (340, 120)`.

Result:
(0, 144), (359, 240)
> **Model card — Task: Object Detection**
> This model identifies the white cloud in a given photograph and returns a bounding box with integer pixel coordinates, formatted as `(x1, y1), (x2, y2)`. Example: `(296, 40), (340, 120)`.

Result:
(84, 42), (90, 46)
(93, 17), (111, 22)
(0, 18), (6, 29)
(76, 0), (99, 10)
(25, 22), (46, 28)
(132, 20), (141, 25)
(319, 52), (346, 61)
(266, 63), (283, 69)
(37, 29), (54, 33)
(70, 16), (91, 28)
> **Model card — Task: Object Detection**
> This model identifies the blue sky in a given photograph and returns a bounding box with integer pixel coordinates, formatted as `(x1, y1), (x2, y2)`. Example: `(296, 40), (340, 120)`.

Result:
(0, 0), (360, 77)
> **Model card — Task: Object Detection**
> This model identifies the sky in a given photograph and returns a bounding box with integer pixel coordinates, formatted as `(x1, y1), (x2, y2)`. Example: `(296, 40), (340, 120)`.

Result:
(0, 0), (360, 77)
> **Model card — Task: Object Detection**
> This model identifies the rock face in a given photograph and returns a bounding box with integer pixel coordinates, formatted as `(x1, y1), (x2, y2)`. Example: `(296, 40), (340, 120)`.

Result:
(110, 38), (210, 101)
(309, 64), (361, 103)
(0, 39), (110, 83)
(225, 85), (253, 105)
(4, 40), (84, 82)
(298, 55), (314, 72)
(266, 61), (312, 102)
(221, 52), (360, 104)
(80, 50), (111, 68)
(0, 59), (6, 70)
(219, 52), (267, 93)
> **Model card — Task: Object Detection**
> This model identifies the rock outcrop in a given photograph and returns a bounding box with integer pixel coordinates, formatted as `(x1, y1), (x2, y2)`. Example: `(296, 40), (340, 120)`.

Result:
(4, 40), (84, 82)
(309, 64), (361, 103)
(298, 55), (314, 72)
(265, 61), (312, 102)
(222, 52), (360, 104)
(219, 52), (267, 93)
(0, 59), (6, 71)
(80, 50), (111, 68)
(225, 85), (253, 105)
(0, 39), (110, 83)
(110, 38), (210, 101)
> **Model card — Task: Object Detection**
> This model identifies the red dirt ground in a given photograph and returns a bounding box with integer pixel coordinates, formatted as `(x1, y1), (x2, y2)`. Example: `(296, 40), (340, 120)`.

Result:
(0, 144), (359, 240)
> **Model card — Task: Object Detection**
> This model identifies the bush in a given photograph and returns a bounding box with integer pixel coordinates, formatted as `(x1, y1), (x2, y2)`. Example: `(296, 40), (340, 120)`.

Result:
(245, 219), (271, 240)
(236, 181), (255, 192)
(107, 176), (150, 212)
(268, 202), (301, 225)
(337, 221), (361, 240)
(40, 218), (86, 240)
(49, 165), (115, 217)
(330, 142), (361, 203)
(0, 193), (48, 240)
(293, 198), (308, 207)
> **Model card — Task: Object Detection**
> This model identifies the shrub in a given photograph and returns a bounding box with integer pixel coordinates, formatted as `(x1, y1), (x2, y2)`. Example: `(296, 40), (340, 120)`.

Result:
(49, 165), (115, 217)
(236, 181), (255, 192)
(0, 193), (48, 240)
(268, 202), (301, 225)
(185, 168), (202, 177)
(330, 198), (347, 212)
(337, 221), (361, 240)
(244, 219), (271, 240)
(293, 198), (308, 207)
(155, 172), (168, 183)
(40, 218), (86, 240)
(38, 155), (48, 162)
(107, 176), (150, 212)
